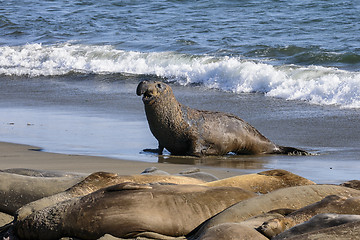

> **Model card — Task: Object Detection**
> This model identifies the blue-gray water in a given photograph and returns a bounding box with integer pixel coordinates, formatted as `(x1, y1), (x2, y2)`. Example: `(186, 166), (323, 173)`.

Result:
(0, 0), (359, 183)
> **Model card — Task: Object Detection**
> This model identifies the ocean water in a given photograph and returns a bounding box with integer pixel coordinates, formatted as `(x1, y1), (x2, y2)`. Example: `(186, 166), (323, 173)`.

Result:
(0, 0), (359, 183)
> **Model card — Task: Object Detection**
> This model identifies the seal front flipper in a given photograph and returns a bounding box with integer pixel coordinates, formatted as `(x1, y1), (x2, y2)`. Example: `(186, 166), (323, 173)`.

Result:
(142, 144), (164, 155)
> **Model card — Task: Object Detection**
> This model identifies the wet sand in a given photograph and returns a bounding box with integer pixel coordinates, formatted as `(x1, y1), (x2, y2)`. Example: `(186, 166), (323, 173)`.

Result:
(0, 141), (243, 179)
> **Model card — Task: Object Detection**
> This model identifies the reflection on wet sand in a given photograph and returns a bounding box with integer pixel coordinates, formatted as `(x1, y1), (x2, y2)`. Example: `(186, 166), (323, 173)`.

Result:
(157, 154), (274, 169)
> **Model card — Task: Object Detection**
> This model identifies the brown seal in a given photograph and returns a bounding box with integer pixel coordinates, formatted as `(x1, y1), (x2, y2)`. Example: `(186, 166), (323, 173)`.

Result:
(275, 220), (360, 240)
(187, 185), (360, 240)
(0, 171), (85, 215)
(15, 183), (256, 240)
(15, 171), (207, 221)
(273, 213), (360, 240)
(258, 195), (360, 238)
(203, 169), (315, 194)
(136, 80), (308, 156)
(196, 211), (290, 240)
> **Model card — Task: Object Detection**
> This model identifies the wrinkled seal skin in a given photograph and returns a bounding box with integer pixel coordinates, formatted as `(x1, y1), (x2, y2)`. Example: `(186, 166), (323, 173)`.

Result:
(273, 213), (360, 240)
(15, 183), (256, 240)
(259, 195), (360, 238)
(15, 171), (207, 221)
(276, 220), (360, 240)
(137, 80), (308, 156)
(187, 185), (360, 240)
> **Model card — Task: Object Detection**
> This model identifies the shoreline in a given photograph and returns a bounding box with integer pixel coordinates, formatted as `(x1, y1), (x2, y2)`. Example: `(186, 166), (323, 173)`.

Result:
(0, 141), (245, 179)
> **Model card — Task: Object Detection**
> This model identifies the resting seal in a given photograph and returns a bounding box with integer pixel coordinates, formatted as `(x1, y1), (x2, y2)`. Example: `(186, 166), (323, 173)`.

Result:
(258, 195), (360, 238)
(203, 169), (315, 194)
(15, 183), (256, 240)
(136, 81), (308, 156)
(0, 171), (85, 215)
(273, 213), (360, 240)
(187, 185), (360, 239)
(15, 171), (207, 221)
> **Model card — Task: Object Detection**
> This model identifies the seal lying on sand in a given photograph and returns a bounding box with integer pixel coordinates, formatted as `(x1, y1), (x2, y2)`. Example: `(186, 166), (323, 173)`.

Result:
(203, 169), (315, 194)
(136, 80), (308, 156)
(275, 219), (360, 240)
(273, 213), (360, 240)
(0, 171), (85, 215)
(15, 171), (207, 221)
(187, 185), (360, 240)
(15, 183), (256, 240)
(258, 195), (360, 238)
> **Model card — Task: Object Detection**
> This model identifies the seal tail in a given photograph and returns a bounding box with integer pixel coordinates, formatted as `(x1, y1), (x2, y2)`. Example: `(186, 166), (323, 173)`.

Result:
(275, 146), (309, 155)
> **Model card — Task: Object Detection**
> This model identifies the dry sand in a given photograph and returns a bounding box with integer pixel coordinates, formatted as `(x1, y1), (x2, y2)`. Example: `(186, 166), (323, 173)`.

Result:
(0, 141), (243, 179)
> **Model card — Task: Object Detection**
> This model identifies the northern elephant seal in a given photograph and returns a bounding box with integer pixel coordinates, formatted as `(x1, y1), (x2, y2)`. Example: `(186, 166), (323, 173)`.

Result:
(195, 211), (290, 240)
(341, 180), (360, 190)
(275, 218), (360, 240)
(178, 168), (219, 182)
(0, 171), (85, 215)
(258, 195), (360, 238)
(199, 223), (268, 240)
(141, 167), (170, 175)
(136, 80), (308, 156)
(187, 185), (360, 239)
(16, 171), (207, 221)
(273, 213), (360, 240)
(15, 183), (256, 240)
(203, 169), (315, 194)
(1, 168), (85, 178)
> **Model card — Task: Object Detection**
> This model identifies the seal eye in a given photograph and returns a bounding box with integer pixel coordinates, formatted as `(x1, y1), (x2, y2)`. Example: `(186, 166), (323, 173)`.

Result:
(157, 83), (162, 89)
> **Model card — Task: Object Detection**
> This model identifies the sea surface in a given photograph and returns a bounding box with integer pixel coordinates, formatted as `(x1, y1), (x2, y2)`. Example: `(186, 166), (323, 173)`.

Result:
(0, 0), (359, 183)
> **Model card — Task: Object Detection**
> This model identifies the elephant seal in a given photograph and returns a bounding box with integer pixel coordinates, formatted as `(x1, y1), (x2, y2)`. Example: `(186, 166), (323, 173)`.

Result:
(195, 211), (290, 240)
(141, 167), (170, 175)
(199, 223), (268, 240)
(15, 183), (257, 240)
(273, 213), (360, 240)
(203, 169), (315, 194)
(0, 171), (85, 215)
(284, 220), (360, 240)
(258, 195), (360, 238)
(136, 80), (308, 156)
(341, 180), (360, 190)
(1, 168), (85, 178)
(178, 168), (219, 182)
(15, 171), (207, 221)
(187, 185), (360, 240)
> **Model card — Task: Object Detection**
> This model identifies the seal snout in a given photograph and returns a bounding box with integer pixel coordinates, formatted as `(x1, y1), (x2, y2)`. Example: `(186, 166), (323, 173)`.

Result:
(136, 81), (149, 96)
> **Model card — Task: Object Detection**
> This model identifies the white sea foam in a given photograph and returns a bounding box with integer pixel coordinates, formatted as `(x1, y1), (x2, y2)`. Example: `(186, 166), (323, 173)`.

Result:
(1, 43), (359, 108)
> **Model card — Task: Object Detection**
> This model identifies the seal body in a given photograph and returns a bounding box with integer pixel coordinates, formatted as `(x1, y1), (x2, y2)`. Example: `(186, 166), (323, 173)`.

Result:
(137, 81), (307, 156)
(187, 185), (360, 240)
(259, 195), (360, 238)
(15, 171), (207, 221)
(203, 169), (315, 194)
(15, 183), (256, 240)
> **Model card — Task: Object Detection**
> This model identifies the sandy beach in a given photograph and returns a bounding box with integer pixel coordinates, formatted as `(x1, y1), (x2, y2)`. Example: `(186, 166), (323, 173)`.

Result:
(0, 141), (243, 179)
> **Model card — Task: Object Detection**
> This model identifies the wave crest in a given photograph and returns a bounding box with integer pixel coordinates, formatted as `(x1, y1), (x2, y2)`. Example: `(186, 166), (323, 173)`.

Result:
(1, 43), (359, 108)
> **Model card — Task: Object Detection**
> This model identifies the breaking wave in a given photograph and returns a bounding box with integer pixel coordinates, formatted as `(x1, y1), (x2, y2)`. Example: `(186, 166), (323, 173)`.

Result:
(1, 43), (359, 108)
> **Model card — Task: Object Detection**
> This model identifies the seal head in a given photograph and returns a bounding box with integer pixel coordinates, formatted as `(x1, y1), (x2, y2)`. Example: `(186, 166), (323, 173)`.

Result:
(137, 81), (171, 105)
